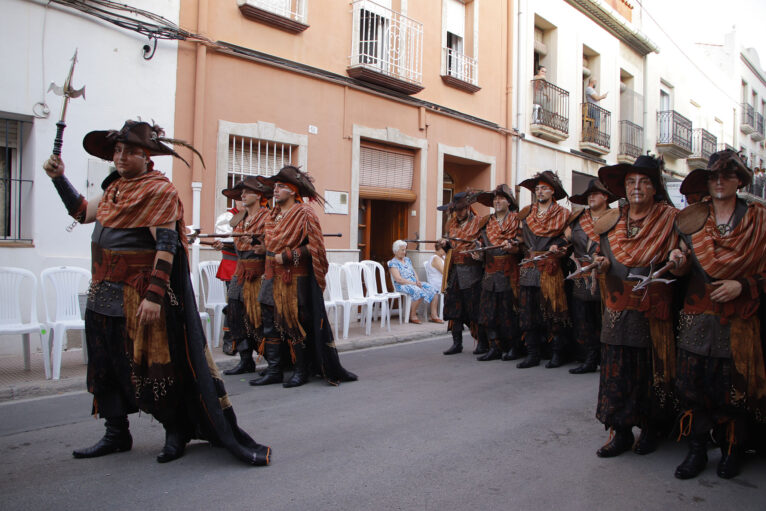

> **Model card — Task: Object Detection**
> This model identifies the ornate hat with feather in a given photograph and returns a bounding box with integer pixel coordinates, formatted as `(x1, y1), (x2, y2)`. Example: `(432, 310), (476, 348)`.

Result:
(83, 120), (204, 168)
(257, 165), (320, 202)
(569, 178), (617, 205)
(519, 170), (568, 201)
(476, 184), (519, 211)
(436, 189), (482, 212)
(222, 176), (274, 201)
(680, 149), (752, 197)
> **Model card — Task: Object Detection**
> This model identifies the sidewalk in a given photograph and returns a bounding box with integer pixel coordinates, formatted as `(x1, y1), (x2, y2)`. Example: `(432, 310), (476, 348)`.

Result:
(0, 317), (448, 402)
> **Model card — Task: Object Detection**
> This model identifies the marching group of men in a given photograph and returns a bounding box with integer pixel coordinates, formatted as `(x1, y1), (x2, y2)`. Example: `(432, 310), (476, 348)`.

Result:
(437, 150), (766, 480)
(42, 118), (764, 481)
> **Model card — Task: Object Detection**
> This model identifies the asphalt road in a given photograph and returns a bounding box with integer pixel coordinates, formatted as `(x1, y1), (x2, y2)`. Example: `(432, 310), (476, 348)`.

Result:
(1, 336), (764, 510)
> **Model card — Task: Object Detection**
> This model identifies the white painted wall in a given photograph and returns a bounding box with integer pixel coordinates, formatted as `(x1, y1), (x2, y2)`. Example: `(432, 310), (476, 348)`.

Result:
(0, 0), (179, 355)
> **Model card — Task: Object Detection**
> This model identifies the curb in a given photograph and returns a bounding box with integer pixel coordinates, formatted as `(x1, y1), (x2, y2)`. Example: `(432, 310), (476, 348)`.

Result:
(0, 328), (448, 403)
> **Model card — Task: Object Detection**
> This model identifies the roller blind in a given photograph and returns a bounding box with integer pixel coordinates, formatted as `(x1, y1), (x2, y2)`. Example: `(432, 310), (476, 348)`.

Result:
(359, 145), (414, 190)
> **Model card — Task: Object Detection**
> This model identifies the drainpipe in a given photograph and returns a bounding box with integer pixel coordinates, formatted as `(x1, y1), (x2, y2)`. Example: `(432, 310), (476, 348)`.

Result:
(191, 0), (208, 303)
(642, 53), (649, 157)
(513, 0), (525, 189)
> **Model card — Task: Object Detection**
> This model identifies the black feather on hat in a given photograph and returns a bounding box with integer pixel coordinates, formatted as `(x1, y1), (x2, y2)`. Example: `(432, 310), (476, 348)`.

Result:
(83, 120), (204, 168)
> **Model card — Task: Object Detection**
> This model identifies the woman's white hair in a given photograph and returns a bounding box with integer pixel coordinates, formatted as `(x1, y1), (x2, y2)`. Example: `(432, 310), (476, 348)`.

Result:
(392, 240), (407, 253)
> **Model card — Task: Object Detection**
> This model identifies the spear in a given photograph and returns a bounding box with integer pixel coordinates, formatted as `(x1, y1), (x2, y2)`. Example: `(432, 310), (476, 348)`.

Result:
(48, 49), (86, 156)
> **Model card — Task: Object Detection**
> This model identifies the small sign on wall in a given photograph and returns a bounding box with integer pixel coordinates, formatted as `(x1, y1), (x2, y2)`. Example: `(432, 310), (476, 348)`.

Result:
(324, 190), (349, 215)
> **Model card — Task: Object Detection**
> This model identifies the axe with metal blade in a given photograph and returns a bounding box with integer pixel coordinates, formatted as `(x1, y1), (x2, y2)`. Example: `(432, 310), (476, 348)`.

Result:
(627, 255), (677, 300)
(519, 244), (571, 266)
(48, 49), (86, 156)
(566, 254), (599, 280)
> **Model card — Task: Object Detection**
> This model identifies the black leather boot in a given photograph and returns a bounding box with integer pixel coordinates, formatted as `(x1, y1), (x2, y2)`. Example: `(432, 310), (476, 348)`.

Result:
(717, 421), (744, 479)
(156, 422), (188, 463)
(596, 428), (634, 458)
(283, 343), (309, 388)
(443, 323), (463, 355)
(477, 340), (502, 361)
(473, 328), (489, 355)
(249, 339), (283, 386)
(569, 344), (599, 374)
(517, 331), (541, 369)
(633, 426), (660, 455)
(502, 337), (525, 361)
(545, 335), (567, 368)
(674, 435), (708, 479)
(73, 416), (132, 459)
(224, 349), (255, 375)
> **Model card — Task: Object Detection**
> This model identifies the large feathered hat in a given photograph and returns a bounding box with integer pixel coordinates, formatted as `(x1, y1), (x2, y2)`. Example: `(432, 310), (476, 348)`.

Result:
(476, 184), (518, 211)
(519, 170), (568, 201)
(680, 150), (752, 197)
(598, 154), (672, 204)
(569, 178), (617, 205)
(222, 175), (274, 201)
(257, 165), (320, 202)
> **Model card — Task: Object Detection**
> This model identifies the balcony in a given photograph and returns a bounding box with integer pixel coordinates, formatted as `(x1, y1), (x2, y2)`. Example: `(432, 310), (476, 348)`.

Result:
(717, 143), (736, 152)
(752, 113), (765, 141)
(656, 110), (692, 159)
(741, 103), (755, 134)
(529, 79), (569, 142)
(687, 128), (717, 169)
(617, 120), (643, 163)
(348, 0), (424, 95)
(580, 102), (611, 155)
(441, 47), (480, 93)
(237, 0), (308, 32)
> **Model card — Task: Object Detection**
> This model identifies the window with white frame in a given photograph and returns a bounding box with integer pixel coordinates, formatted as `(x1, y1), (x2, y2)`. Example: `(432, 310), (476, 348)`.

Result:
(0, 119), (31, 241)
(227, 135), (296, 206)
(442, 0), (478, 86)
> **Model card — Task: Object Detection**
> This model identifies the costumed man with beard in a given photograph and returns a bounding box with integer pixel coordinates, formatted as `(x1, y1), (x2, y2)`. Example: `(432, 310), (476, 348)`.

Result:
(43, 120), (270, 465)
(211, 197), (240, 355)
(592, 154), (679, 458)
(220, 177), (273, 376)
(439, 191), (486, 356)
(249, 166), (357, 388)
(566, 179), (616, 374)
(671, 150), (766, 480)
(516, 171), (571, 369)
(473, 185), (523, 361)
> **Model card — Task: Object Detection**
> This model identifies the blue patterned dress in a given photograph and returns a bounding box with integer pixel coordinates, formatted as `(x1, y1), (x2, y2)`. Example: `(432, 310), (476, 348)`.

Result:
(387, 257), (438, 303)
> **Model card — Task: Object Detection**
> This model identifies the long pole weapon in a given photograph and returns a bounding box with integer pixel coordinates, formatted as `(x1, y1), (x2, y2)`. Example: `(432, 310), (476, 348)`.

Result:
(48, 49), (86, 156)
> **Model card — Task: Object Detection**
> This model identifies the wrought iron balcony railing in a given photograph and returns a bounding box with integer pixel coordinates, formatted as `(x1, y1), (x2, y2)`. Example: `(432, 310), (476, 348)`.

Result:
(348, 0), (423, 94)
(442, 47), (478, 88)
(741, 103), (755, 134)
(753, 112), (765, 141)
(691, 128), (717, 160)
(530, 79), (569, 135)
(581, 102), (611, 150)
(656, 110), (692, 157)
(618, 120), (643, 160)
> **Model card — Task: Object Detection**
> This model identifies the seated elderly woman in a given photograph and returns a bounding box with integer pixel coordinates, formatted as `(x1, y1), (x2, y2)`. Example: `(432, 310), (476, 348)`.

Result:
(387, 240), (442, 324)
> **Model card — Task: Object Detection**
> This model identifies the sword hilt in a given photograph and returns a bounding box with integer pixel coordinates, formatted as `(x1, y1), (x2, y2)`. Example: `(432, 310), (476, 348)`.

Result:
(52, 121), (66, 156)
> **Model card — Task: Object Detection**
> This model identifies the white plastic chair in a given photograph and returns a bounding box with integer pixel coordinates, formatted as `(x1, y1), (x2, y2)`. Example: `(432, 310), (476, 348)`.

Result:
(199, 261), (227, 349)
(327, 263), (368, 339)
(360, 262), (391, 331)
(343, 262), (385, 337)
(423, 259), (445, 320)
(360, 260), (397, 328)
(41, 266), (91, 380)
(0, 267), (50, 378)
(323, 265), (339, 337)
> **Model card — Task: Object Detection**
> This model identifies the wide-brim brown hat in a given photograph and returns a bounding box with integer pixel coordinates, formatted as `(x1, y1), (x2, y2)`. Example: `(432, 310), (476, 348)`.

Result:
(222, 176), (274, 201)
(569, 178), (617, 205)
(477, 184), (518, 211)
(257, 165), (318, 201)
(598, 155), (671, 203)
(437, 190), (482, 212)
(680, 150), (752, 197)
(83, 120), (203, 167)
(519, 170), (568, 201)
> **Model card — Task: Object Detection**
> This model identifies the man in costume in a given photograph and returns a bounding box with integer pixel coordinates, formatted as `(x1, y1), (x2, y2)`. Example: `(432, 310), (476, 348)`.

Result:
(249, 165), (357, 388)
(474, 185), (523, 361)
(212, 197), (240, 355)
(438, 191), (486, 356)
(43, 120), (270, 465)
(516, 171), (570, 369)
(566, 179), (616, 374)
(671, 150), (766, 479)
(592, 155), (679, 458)
(219, 177), (273, 375)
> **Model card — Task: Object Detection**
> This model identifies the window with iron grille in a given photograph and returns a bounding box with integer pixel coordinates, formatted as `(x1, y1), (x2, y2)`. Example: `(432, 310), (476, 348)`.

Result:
(226, 135), (296, 207)
(0, 119), (32, 241)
